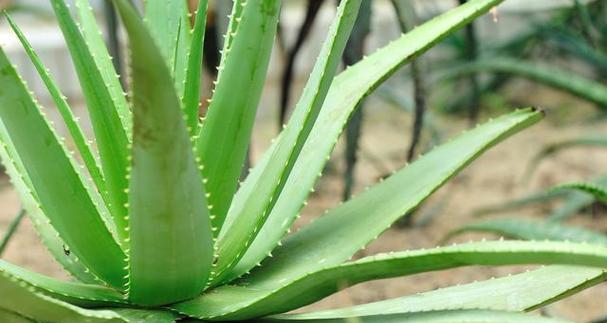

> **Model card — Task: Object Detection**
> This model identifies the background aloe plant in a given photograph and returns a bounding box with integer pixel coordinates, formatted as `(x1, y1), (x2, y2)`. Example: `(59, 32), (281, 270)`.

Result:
(1, 0), (606, 322)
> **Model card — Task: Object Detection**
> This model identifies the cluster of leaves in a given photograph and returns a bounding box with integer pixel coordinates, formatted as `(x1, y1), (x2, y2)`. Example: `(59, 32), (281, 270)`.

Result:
(1, 0), (607, 322)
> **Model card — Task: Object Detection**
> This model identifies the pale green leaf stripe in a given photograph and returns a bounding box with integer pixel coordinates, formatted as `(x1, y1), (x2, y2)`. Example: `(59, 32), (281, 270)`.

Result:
(442, 57), (607, 108)
(51, 0), (130, 240)
(144, 0), (192, 97)
(172, 240), (606, 320)
(0, 134), (98, 284)
(196, 0), (281, 232)
(183, 0), (208, 136)
(237, 108), (540, 290)
(551, 182), (607, 204)
(270, 309), (571, 323)
(5, 14), (110, 217)
(445, 217), (607, 244)
(74, 0), (132, 139)
(215, 0), (362, 284)
(0, 271), (128, 323)
(113, 0), (213, 306)
(0, 48), (126, 287)
(275, 265), (606, 320)
(230, 0), (506, 280)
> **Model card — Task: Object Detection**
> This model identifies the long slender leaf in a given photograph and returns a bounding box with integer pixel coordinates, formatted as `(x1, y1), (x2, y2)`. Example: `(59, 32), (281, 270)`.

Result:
(113, 0), (213, 306)
(442, 57), (607, 109)
(275, 265), (606, 319)
(143, 0), (192, 97)
(50, 0), (130, 240)
(445, 217), (607, 244)
(173, 240), (607, 319)
(214, 0), (362, 285)
(5, 14), (110, 217)
(473, 190), (566, 217)
(551, 182), (607, 204)
(182, 0), (209, 136)
(195, 0), (281, 232)
(228, 0), (507, 282)
(270, 309), (571, 323)
(0, 47), (126, 287)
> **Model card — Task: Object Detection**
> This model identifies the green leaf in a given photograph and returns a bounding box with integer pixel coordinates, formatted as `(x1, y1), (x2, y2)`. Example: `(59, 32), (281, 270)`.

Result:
(551, 182), (607, 204)
(230, 0), (507, 280)
(5, 14), (110, 221)
(0, 47), (126, 287)
(444, 217), (607, 244)
(270, 309), (571, 323)
(0, 127), (99, 284)
(214, 0), (362, 284)
(195, 0), (281, 232)
(50, 0), (130, 241)
(473, 190), (566, 217)
(113, 0), (213, 306)
(172, 240), (607, 319)
(273, 265), (606, 320)
(73, 0), (132, 138)
(441, 57), (607, 108)
(182, 0), (209, 136)
(143, 0), (192, 97)
(0, 270), (128, 323)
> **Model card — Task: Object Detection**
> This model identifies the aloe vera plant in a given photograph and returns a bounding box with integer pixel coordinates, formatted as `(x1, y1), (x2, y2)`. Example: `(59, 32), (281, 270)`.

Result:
(2, 0), (606, 322)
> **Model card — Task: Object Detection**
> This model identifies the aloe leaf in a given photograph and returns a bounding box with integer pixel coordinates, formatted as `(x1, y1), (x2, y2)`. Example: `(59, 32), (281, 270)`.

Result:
(0, 260), (126, 307)
(50, 0), (130, 240)
(0, 270), (128, 323)
(182, 0), (209, 136)
(172, 240), (607, 319)
(442, 57), (607, 108)
(0, 129), (99, 283)
(195, 0), (280, 231)
(270, 309), (571, 323)
(274, 265), (606, 319)
(143, 0), (192, 96)
(0, 48), (126, 287)
(74, 0), (132, 138)
(272, 309), (570, 323)
(113, 0), (213, 306)
(551, 182), (607, 204)
(473, 190), (566, 217)
(229, 0), (506, 281)
(213, 0), (362, 284)
(444, 217), (607, 244)
(5, 14), (109, 211)
(218, 0), (245, 66)
(526, 134), (607, 177)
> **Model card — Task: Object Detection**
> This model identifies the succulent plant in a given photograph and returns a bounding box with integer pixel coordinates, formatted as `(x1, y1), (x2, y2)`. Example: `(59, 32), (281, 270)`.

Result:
(1, 0), (605, 322)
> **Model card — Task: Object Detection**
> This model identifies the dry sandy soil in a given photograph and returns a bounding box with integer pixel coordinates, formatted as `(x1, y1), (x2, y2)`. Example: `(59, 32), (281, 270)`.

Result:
(1, 80), (607, 321)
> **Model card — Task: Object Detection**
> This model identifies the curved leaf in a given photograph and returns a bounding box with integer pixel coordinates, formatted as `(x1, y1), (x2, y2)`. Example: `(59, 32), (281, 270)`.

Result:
(214, 0), (362, 284)
(0, 47), (126, 287)
(170, 239), (607, 319)
(551, 182), (607, 204)
(275, 265), (606, 320)
(113, 0), (213, 306)
(230, 0), (507, 282)
(270, 309), (570, 323)
(195, 0), (281, 231)
(445, 217), (607, 244)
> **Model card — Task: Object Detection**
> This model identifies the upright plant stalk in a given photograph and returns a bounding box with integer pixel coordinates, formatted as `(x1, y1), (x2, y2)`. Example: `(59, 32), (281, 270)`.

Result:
(459, 0), (481, 124)
(279, 0), (324, 129)
(391, 0), (427, 162)
(342, 0), (371, 201)
(0, 209), (25, 256)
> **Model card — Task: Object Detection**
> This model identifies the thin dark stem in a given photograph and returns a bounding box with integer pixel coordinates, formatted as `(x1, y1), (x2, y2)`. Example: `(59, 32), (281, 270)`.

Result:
(458, 0), (481, 125)
(279, 0), (323, 129)
(0, 209), (25, 257)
